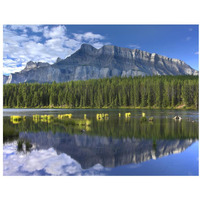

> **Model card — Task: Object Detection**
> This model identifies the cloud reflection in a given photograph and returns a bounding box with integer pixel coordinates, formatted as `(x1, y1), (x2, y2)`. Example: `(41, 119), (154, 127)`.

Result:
(3, 142), (107, 176)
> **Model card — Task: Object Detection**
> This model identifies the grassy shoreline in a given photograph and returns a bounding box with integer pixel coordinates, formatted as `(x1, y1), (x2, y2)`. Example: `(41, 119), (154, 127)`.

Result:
(3, 105), (198, 110)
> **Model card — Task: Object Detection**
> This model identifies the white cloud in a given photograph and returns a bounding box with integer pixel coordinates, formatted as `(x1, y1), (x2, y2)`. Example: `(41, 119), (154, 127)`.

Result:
(92, 42), (105, 49)
(43, 25), (67, 38)
(10, 25), (27, 32)
(73, 32), (104, 42)
(28, 25), (43, 33)
(64, 38), (81, 49)
(128, 44), (141, 49)
(3, 66), (26, 75)
(195, 51), (199, 55)
(3, 58), (26, 75)
(72, 32), (106, 49)
(4, 28), (29, 44)
(30, 35), (42, 42)
(45, 38), (65, 51)
(3, 25), (107, 75)
(9, 25), (43, 33)
(3, 142), (107, 176)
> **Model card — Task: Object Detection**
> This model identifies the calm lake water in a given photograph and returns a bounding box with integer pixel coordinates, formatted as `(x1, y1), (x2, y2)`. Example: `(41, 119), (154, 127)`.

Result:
(3, 108), (199, 176)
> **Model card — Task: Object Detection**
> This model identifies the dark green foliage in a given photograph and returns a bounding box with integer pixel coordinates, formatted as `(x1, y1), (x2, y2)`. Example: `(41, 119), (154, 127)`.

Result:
(3, 75), (199, 109)
(3, 122), (19, 143)
(17, 139), (24, 151)
(140, 117), (147, 123)
(25, 140), (32, 151)
(152, 139), (157, 151)
(17, 139), (32, 152)
(149, 117), (154, 121)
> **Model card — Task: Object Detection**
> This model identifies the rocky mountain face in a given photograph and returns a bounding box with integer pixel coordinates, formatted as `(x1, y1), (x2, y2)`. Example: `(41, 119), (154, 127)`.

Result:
(23, 61), (50, 71)
(3, 75), (8, 84)
(5, 44), (198, 84)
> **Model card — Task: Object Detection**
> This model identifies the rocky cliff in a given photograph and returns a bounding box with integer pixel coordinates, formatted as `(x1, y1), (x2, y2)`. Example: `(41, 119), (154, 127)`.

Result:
(3, 75), (8, 84)
(5, 44), (198, 84)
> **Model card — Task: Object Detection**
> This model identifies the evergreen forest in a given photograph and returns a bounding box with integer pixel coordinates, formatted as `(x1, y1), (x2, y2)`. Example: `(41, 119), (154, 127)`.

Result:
(3, 75), (199, 109)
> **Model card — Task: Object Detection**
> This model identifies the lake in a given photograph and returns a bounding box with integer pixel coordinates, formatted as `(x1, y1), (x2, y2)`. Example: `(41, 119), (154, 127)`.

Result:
(3, 108), (199, 176)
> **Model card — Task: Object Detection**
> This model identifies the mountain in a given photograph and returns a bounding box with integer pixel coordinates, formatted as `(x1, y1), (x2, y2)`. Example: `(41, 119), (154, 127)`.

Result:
(5, 44), (198, 84)
(3, 75), (8, 84)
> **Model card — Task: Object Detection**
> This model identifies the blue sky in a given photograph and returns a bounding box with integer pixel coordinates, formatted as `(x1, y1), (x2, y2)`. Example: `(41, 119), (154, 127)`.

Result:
(3, 25), (199, 75)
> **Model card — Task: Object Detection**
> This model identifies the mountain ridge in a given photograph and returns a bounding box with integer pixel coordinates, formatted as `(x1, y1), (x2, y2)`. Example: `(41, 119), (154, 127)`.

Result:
(5, 44), (198, 84)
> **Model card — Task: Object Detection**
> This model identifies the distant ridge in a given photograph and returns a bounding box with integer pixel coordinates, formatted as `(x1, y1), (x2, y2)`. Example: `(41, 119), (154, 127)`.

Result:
(5, 44), (198, 84)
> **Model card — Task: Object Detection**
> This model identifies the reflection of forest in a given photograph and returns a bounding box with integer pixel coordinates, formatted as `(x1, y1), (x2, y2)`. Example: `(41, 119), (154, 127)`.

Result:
(4, 116), (198, 141)
(3, 116), (198, 168)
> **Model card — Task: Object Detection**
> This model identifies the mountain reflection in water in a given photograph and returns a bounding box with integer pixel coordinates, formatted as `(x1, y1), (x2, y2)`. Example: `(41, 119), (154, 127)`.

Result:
(20, 131), (196, 169)
(3, 110), (199, 175)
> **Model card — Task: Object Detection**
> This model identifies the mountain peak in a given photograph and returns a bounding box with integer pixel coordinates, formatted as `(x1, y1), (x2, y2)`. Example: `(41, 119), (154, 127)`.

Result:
(80, 43), (97, 51)
(25, 61), (37, 69)
(56, 57), (62, 63)
(23, 61), (50, 72)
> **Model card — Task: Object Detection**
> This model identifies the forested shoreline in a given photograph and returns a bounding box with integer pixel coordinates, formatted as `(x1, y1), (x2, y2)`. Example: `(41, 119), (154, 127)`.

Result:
(3, 75), (199, 109)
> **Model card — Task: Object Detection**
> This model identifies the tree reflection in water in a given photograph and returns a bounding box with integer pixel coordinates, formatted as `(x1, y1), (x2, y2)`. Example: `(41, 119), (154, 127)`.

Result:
(3, 116), (198, 170)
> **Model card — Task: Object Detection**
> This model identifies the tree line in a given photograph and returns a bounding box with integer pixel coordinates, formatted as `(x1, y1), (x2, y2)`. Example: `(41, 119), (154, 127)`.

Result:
(3, 75), (199, 109)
